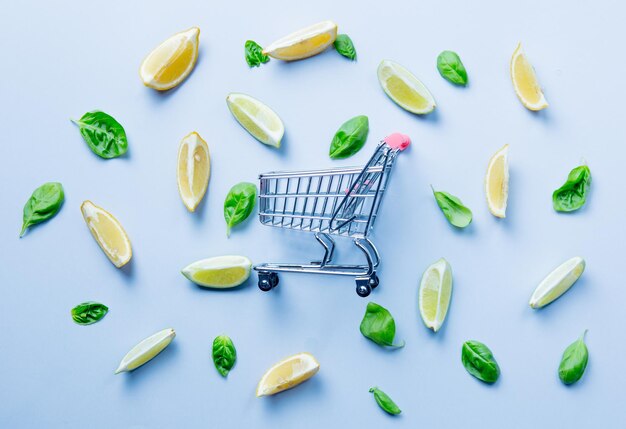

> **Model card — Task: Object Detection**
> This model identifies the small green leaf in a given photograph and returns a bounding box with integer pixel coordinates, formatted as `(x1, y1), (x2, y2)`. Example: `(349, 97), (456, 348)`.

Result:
(212, 335), (237, 377)
(224, 182), (257, 236)
(329, 115), (369, 159)
(432, 187), (472, 228)
(461, 340), (500, 383)
(359, 302), (404, 348)
(437, 51), (468, 86)
(244, 40), (269, 67)
(558, 330), (589, 385)
(71, 302), (109, 325)
(334, 34), (357, 60)
(20, 182), (64, 237)
(552, 165), (591, 212)
(369, 387), (401, 415)
(71, 111), (128, 159)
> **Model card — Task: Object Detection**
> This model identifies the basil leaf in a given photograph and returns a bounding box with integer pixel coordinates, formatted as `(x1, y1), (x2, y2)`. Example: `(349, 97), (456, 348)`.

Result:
(359, 302), (404, 348)
(461, 340), (500, 383)
(71, 301), (109, 325)
(224, 182), (257, 236)
(20, 182), (64, 237)
(552, 165), (591, 212)
(71, 111), (128, 159)
(558, 330), (589, 385)
(212, 335), (237, 377)
(369, 387), (401, 415)
(245, 40), (269, 67)
(329, 115), (369, 159)
(432, 187), (472, 228)
(334, 34), (357, 60)
(437, 51), (468, 86)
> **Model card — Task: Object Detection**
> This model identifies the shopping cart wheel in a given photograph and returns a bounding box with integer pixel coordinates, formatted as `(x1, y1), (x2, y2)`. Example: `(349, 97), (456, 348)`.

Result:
(369, 273), (379, 289)
(258, 272), (279, 292)
(355, 277), (372, 297)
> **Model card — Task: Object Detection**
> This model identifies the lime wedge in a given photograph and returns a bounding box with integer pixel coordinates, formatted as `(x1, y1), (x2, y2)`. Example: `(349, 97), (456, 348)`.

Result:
(115, 328), (175, 374)
(419, 258), (452, 332)
(529, 257), (585, 309)
(182, 255), (252, 288)
(377, 60), (436, 114)
(226, 93), (284, 148)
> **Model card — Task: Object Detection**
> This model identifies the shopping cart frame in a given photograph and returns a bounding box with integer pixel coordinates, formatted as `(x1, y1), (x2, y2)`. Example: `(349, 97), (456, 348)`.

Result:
(253, 133), (410, 297)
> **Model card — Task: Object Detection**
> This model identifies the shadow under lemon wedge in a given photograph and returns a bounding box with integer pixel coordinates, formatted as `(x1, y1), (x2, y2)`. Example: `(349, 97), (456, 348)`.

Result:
(177, 131), (210, 212)
(81, 200), (132, 268)
(256, 352), (320, 397)
(510, 43), (548, 111)
(140, 27), (200, 91)
(263, 20), (337, 61)
(182, 255), (252, 288)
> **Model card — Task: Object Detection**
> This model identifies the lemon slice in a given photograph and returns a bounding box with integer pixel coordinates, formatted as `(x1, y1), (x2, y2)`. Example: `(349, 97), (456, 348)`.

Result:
(226, 93), (284, 148)
(256, 352), (320, 397)
(81, 201), (132, 268)
(510, 43), (548, 111)
(115, 328), (175, 374)
(182, 255), (252, 288)
(419, 258), (453, 332)
(530, 257), (585, 309)
(140, 27), (199, 91)
(262, 20), (337, 61)
(377, 60), (436, 115)
(177, 132), (210, 212)
(485, 144), (509, 218)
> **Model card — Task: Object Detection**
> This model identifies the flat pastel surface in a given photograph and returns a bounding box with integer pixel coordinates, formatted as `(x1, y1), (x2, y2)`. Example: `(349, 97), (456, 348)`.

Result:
(1, 0), (624, 427)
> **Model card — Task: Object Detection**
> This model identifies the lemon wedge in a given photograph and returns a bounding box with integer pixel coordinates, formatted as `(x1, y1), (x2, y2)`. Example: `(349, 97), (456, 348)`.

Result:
(226, 93), (284, 148)
(377, 60), (436, 114)
(510, 43), (548, 111)
(530, 257), (585, 309)
(419, 258), (453, 332)
(115, 328), (175, 374)
(81, 201), (132, 268)
(263, 20), (337, 61)
(256, 352), (320, 397)
(177, 132), (210, 212)
(140, 27), (199, 91)
(485, 144), (509, 218)
(182, 255), (252, 288)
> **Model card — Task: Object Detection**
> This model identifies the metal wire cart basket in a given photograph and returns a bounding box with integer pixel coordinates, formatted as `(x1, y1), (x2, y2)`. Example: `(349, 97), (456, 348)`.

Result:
(253, 133), (411, 297)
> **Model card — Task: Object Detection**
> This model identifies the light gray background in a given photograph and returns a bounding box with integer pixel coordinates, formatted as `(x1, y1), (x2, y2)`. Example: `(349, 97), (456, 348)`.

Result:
(1, 0), (625, 427)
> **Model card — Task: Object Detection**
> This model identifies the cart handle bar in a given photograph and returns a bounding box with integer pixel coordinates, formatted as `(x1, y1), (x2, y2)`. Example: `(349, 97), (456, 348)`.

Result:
(383, 133), (411, 151)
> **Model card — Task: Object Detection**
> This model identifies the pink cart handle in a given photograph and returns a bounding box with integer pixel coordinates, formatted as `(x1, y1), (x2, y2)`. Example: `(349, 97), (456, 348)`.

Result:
(383, 133), (411, 151)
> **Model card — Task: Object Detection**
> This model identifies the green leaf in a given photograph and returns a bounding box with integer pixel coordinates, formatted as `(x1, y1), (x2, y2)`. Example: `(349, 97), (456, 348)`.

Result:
(329, 115), (369, 159)
(558, 330), (589, 385)
(224, 182), (257, 236)
(212, 335), (237, 377)
(20, 182), (64, 237)
(244, 40), (269, 67)
(552, 165), (591, 212)
(461, 340), (500, 383)
(432, 187), (472, 228)
(333, 34), (357, 60)
(71, 302), (109, 325)
(369, 387), (401, 415)
(437, 51), (468, 86)
(71, 111), (128, 159)
(359, 302), (404, 348)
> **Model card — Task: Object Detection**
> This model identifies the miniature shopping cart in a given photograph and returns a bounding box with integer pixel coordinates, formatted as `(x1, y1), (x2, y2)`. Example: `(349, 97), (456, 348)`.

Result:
(253, 133), (411, 297)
